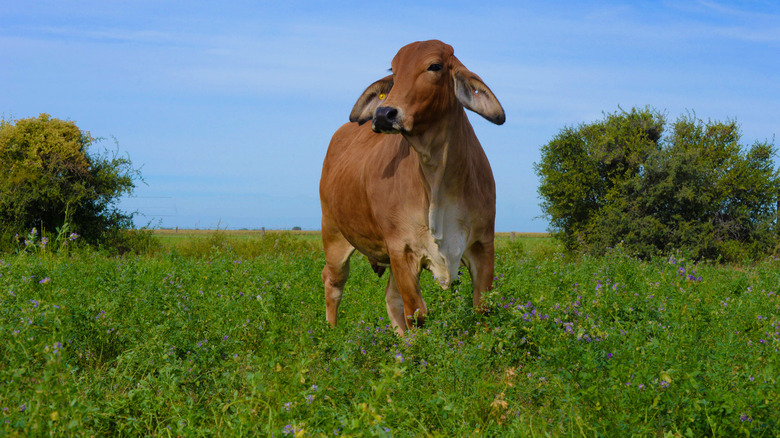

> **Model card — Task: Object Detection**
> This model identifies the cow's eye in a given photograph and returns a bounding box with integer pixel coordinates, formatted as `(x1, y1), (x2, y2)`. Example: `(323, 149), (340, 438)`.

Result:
(427, 63), (443, 72)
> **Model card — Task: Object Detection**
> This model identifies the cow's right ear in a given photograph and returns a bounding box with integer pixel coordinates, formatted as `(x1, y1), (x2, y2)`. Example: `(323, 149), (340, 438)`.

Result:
(349, 75), (394, 125)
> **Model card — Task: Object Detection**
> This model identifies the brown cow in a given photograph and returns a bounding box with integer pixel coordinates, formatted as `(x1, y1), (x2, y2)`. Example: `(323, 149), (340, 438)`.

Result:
(319, 40), (505, 334)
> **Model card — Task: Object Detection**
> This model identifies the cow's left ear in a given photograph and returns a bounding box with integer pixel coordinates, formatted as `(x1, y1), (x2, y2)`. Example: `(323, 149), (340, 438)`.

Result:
(349, 75), (394, 125)
(453, 68), (505, 125)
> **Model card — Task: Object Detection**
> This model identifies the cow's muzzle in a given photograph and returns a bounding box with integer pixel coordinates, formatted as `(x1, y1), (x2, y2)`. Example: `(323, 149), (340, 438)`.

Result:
(372, 106), (402, 134)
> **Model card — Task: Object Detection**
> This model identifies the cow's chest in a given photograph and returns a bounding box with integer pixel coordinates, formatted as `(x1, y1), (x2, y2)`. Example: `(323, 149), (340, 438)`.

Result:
(419, 200), (468, 289)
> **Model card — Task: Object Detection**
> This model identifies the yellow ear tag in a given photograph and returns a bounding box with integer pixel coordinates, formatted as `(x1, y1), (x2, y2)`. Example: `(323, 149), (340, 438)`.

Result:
(378, 93), (386, 100)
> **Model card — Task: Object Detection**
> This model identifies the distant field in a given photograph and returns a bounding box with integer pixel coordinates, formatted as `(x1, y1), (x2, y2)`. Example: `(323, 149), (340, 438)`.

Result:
(153, 228), (322, 238)
(151, 229), (554, 254)
(152, 228), (323, 246)
(153, 229), (549, 238)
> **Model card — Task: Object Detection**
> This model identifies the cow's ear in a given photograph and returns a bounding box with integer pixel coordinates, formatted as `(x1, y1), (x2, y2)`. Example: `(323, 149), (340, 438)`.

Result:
(453, 68), (505, 125)
(349, 75), (394, 125)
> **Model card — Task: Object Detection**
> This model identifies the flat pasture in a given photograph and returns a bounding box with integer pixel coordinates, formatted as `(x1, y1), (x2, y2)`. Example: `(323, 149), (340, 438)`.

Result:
(151, 229), (549, 243)
(1, 232), (778, 436)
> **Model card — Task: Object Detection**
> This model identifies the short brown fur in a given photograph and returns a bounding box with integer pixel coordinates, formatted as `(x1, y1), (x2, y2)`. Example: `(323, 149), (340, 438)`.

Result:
(320, 40), (505, 334)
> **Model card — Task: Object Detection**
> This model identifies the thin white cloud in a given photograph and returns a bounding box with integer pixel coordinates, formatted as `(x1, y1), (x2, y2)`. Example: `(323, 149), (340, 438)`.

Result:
(9, 24), (184, 46)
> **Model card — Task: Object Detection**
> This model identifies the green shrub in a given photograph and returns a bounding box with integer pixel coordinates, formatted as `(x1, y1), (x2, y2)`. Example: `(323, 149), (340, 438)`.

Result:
(535, 108), (780, 261)
(0, 114), (142, 252)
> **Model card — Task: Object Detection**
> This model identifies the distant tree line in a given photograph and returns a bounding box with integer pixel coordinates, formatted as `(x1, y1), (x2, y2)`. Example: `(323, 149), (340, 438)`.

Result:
(0, 114), (144, 252)
(535, 107), (780, 262)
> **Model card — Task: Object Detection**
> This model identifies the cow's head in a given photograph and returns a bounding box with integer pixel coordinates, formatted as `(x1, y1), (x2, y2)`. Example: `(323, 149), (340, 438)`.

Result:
(350, 40), (505, 135)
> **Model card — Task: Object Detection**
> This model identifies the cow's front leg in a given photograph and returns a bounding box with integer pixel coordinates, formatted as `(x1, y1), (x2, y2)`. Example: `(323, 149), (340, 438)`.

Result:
(388, 247), (427, 331)
(464, 240), (495, 313)
(384, 271), (407, 335)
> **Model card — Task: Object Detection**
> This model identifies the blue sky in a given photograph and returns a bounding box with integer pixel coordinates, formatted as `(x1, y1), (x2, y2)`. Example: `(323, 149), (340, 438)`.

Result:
(2, 1), (778, 232)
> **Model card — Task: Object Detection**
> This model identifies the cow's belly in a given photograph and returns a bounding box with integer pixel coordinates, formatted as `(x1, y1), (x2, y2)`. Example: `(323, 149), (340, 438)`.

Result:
(342, 222), (466, 289)
(335, 224), (390, 266)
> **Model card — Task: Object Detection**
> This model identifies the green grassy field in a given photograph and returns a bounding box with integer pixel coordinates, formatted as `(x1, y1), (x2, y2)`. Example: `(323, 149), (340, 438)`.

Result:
(1, 232), (778, 436)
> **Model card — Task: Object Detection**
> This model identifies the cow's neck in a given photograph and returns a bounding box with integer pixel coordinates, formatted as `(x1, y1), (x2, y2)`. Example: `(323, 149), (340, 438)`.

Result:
(405, 110), (470, 244)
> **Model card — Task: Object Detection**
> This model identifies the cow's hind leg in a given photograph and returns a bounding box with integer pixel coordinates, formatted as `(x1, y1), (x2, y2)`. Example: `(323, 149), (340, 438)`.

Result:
(322, 231), (354, 327)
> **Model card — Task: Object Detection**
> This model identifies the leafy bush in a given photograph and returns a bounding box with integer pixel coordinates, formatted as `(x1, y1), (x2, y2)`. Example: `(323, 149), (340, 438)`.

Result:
(535, 107), (780, 261)
(0, 114), (142, 251)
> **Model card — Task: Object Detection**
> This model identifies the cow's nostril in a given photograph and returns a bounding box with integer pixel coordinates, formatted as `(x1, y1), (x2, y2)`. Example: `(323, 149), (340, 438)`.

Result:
(376, 106), (398, 122)
(373, 106), (401, 133)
